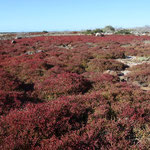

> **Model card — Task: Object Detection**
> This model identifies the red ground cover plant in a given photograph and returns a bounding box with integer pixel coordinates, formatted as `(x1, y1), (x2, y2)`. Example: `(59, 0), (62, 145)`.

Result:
(0, 35), (150, 149)
(0, 97), (93, 149)
(92, 47), (126, 59)
(0, 91), (22, 115)
(82, 72), (120, 91)
(0, 89), (149, 149)
(86, 58), (128, 72)
(35, 72), (91, 100)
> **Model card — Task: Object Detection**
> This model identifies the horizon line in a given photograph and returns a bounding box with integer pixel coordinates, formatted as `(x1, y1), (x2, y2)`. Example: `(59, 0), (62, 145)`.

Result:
(1, 25), (150, 33)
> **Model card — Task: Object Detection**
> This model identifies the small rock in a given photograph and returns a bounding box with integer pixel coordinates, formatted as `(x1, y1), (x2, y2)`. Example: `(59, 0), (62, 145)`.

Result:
(121, 70), (131, 75)
(119, 76), (127, 82)
(11, 40), (17, 44)
(104, 70), (117, 76)
(126, 56), (136, 59)
(117, 72), (124, 76)
(95, 32), (105, 37)
(15, 37), (22, 39)
(35, 50), (43, 53)
(25, 51), (34, 55)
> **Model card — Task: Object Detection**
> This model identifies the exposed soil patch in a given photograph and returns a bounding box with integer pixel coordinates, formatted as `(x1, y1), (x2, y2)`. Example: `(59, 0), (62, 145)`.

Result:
(117, 56), (150, 90)
(57, 44), (74, 49)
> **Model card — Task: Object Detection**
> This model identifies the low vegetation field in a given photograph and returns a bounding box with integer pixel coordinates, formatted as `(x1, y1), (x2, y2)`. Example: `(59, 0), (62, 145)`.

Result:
(0, 35), (150, 149)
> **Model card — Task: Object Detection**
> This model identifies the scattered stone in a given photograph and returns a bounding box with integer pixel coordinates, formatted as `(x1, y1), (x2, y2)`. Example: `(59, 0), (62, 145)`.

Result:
(117, 55), (150, 68)
(121, 70), (131, 76)
(120, 76), (128, 81)
(104, 70), (117, 76)
(15, 37), (22, 39)
(125, 56), (136, 59)
(117, 56), (150, 91)
(11, 40), (17, 44)
(35, 50), (44, 53)
(58, 44), (73, 49)
(25, 51), (34, 55)
(117, 72), (124, 76)
(25, 50), (44, 55)
(95, 32), (105, 37)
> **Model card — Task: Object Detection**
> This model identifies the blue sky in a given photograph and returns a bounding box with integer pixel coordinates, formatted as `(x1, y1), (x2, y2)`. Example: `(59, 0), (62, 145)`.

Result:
(0, 0), (150, 32)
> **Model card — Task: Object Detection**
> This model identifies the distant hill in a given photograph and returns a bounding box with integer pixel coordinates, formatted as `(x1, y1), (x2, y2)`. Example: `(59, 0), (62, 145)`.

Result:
(132, 25), (150, 33)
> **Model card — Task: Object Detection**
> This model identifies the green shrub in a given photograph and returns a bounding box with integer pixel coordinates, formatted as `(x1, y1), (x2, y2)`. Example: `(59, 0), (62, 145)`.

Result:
(115, 29), (131, 35)
(103, 25), (115, 32)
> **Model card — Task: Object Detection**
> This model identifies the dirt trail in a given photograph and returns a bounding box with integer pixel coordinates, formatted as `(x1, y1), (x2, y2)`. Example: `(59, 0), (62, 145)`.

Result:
(117, 56), (150, 91)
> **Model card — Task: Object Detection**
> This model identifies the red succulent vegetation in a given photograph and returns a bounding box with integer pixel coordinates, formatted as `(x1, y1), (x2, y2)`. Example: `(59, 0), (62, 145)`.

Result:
(0, 35), (150, 149)
(35, 72), (91, 100)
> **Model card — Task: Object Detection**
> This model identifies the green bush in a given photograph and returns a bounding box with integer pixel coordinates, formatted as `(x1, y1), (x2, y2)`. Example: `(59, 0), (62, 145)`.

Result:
(92, 28), (103, 34)
(43, 30), (48, 33)
(84, 29), (93, 35)
(103, 25), (115, 32)
(84, 28), (103, 35)
(115, 29), (131, 35)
